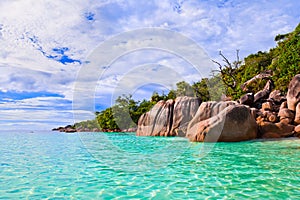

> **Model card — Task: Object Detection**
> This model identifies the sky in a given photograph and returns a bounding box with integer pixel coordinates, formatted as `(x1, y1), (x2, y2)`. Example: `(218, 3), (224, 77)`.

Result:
(0, 0), (299, 130)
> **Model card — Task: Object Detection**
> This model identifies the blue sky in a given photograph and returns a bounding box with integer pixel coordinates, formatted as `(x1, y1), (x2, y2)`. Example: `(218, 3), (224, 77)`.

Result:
(0, 0), (299, 130)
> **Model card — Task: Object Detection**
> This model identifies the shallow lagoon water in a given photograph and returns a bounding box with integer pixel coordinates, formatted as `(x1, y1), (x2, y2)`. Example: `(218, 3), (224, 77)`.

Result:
(0, 131), (299, 199)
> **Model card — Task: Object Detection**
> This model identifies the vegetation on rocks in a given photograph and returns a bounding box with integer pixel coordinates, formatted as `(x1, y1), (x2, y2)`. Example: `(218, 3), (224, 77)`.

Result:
(54, 23), (300, 133)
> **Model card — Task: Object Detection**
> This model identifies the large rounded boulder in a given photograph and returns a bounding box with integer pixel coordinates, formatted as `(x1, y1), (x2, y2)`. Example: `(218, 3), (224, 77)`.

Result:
(258, 121), (295, 138)
(136, 97), (201, 137)
(136, 99), (174, 136)
(170, 96), (202, 136)
(186, 102), (258, 142)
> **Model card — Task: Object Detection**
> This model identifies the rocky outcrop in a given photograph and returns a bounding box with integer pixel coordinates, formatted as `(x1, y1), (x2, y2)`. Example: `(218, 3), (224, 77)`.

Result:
(170, 96), (202, 136)
(278, 107), (294, 124)
(54, 74), (300, 141)
(187, 101), (238, 122)
(258, 121), (295, 138)
(294, 103), (300, 125)
(287, 74), (300, 111)
(122, 127), (138, 132)
(254, 80), (274, 104)
(241, 70), (273, 92)
(269, 90), (286, 104)
(253, 75), (300, 138)
(137, 97), (201, 136)
(294, 125), (300, 137)
(136, 99), (174, 136)
(136, 74), (300, 142)
(137, 99), (258, 142)
(186, 102), (257, 142)
(261, 101), (273, 112)
(52, 125), (77, 133)
(137, 99), (259, 142)
(239, 93), (254, 106)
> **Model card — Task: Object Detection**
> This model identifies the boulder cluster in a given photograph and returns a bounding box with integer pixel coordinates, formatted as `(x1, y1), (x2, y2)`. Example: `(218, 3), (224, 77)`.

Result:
(137, 74), (300, 142)
(254, 74), (300, 139)
(52, 125), (77, 133)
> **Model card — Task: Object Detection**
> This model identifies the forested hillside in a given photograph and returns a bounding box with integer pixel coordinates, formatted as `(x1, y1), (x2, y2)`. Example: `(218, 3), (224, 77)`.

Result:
(233, 22), (300, 97)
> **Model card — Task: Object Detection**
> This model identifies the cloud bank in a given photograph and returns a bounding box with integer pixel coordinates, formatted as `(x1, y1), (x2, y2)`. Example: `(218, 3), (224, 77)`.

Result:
(0, 0), (299, 129)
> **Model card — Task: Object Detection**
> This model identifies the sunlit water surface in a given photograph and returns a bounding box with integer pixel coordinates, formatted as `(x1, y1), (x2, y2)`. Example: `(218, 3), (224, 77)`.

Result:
(0, 131), (299, 199)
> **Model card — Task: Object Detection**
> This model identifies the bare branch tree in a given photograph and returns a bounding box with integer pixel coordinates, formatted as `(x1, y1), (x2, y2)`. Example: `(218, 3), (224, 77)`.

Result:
(212, 50), (241, 90)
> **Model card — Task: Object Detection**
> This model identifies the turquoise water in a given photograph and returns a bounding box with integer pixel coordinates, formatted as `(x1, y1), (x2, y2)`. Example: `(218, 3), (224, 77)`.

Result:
(0, 131), (299, 199)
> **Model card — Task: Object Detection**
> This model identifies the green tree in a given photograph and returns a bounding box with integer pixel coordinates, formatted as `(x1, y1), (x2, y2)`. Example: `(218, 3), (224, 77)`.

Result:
(112, 94), (139, 130)
(192, 78), (210, 101)
(167, 89), (177, 100)
(150, 91), (166, 102)
(268, 23), (300, 92)
(176, 81), (194, 97)
(96, 108), (118, 130)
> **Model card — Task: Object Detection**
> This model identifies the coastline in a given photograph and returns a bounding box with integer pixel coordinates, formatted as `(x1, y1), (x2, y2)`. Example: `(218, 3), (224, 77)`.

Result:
(53, 74), (300, 142)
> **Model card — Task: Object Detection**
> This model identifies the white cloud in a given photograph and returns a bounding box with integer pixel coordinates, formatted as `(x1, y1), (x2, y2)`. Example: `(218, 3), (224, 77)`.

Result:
(0, 0), (299, 129)
(0, 109), (94, 130)
(0, 95), (95, 130)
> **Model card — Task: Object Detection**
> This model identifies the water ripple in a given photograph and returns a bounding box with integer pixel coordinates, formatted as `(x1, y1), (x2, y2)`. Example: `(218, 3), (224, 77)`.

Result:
(0, 131), (299, 199)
